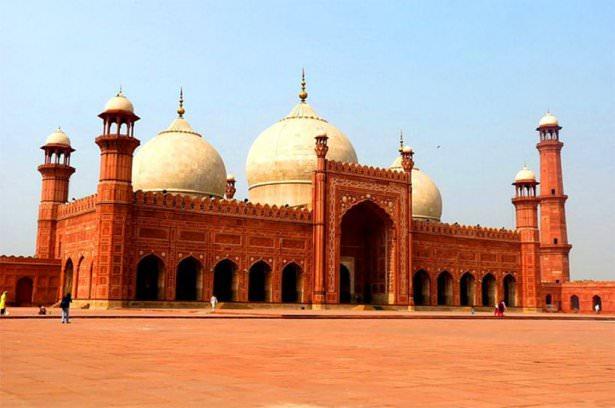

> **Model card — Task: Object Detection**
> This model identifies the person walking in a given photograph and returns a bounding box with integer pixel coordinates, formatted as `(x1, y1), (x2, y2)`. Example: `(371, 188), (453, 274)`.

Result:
(210, 295), (218, 312)
(0, 291), (8, 316)
(594, 303), (601, 314)
(60, 293), (72, 324)
(498, 301), (507, 318)
(494, 302), (499, 317)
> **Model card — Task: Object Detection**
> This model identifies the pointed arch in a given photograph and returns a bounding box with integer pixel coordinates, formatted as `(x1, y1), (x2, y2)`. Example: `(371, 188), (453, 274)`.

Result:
(413, 269), (431, 306)
(63, 258), (74, 296)
(503, 274), (516, 307)
(460, 272), (475, 306)
(213, 259), (239, 302)
(437, 271), (453, 305)
(175, 256), (203, 301)
(248, 260), (272, 302)
(281, 262), (303, 303)
(570, 295), (579, 311)
(481, 273), (496, 307)
(136, 254), (165, 300)
(16, 277), (34, 306)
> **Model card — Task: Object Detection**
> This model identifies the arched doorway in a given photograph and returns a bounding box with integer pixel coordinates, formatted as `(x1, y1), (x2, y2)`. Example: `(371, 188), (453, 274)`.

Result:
(281, 263), (303, 303)
(437, 271), (453, 305)
(570, 295), (580, 311)
(482, 273), (496, 306)
(175, 257), (202, 301)
(503, 275), (516, 307)
(340, 201), (393, 305)
(63, 259), (74, 296)
(460, 272), (475, 306)
(593, 295), (602, 311)
(340, 264), (352, 304)
(16, 277), (33, 306)
(545, 294), (553, 306)
(413, 270), (431, 306)
(248, 261), (271, 302)
(136, 255), (164, 300)
(213, 259), (238, 301)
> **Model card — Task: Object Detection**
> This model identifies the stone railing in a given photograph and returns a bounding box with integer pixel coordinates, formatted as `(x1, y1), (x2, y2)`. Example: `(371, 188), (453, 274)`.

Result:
(326, 160), (408, 182)
(413, 220), (519, 241)
(134, 191), (312, 223)
(57, 194), (97, 218)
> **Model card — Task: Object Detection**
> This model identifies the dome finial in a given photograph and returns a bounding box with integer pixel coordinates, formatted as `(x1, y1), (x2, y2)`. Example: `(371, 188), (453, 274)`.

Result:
(399, 129), (404, 149)
(177, 87), (185, 118)
(117, 84), (123, 97)
(299, 69), (308, 103)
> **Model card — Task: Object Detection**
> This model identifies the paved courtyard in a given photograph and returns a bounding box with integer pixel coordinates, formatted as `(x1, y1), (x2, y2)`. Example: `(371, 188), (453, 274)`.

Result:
(1, 315), (614, 407)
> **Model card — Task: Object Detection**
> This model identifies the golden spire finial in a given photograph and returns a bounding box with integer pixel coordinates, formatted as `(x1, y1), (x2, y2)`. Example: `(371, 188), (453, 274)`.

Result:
(299, 69), (308, 103)
(177, 87), (185, 118)
(117, 84), (123, 97)
(399, 129), (404, 149)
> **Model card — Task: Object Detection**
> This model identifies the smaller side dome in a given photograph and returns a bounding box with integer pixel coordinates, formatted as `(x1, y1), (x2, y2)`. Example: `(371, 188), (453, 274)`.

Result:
(103, 90), (134, 113)
(45, 127), (71, 146)
(538, 112), (559, 128)
(514, 165), (536, 182)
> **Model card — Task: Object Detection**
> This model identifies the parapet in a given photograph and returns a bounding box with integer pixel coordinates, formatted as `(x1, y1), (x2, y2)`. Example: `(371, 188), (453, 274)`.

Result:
(57, 194), (97, 218)
(413, 219), (519, 241)
(134, 191), (312, 223)
(0, 255), (61, 265)
(326, 160), (408, 182)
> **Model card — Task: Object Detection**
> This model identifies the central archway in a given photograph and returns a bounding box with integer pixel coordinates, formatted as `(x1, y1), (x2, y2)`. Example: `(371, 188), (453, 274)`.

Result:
(437, 271), (453, 305)
(213, 259), (238, 302)
(175, 257), (203, 301)
(248, 261), (271, 302)
(281, 263), (303, 303)
(460, 272), (475, 306)
(136, 255), (165, 300)
(340, 201), (394, 305)
(482, 273), (496, 307)
(413, 270), (430, 306)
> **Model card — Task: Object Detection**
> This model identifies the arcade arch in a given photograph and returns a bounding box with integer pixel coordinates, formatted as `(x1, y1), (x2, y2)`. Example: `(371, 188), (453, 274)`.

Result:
(413, 270), (430, 306)
(63, 259), (74, 296)
(16, 277), (33, 306)
(213, 259), (238, 302)
(175, 257), (203, 301)
(136, 255), (165, 300)
(503, 274), (516, 307)
(281, 263), (303, 303)
(248, 261), (271, 302)
(460, 272), (475, 306)
(482, 273), (496, 307)
(437, 271), (453, 305)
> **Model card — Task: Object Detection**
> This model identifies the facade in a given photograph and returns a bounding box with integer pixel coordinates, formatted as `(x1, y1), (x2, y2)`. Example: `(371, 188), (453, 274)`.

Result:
(0, 80), (613, 312)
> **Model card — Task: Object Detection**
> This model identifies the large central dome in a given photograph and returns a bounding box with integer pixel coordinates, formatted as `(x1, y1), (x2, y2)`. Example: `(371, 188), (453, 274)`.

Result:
(246, 75), (357, 207)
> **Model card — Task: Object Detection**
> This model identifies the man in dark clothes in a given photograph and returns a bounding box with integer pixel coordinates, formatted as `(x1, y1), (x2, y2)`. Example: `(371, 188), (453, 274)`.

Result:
(60, 293), (72, 324)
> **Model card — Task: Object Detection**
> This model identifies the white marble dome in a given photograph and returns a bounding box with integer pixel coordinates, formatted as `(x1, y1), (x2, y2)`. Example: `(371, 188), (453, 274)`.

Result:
(538, 112), (559, 128)
(246, 92), (357, 207)
(104, 91), (134, 113)
(132, 115), (227, 198)
(45, 127), (71, 146)
(514, 165), (536, 182)
(390, 156), (443, 222)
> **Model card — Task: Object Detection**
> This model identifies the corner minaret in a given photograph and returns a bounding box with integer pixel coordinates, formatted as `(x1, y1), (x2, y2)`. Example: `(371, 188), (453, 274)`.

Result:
(36, 128), (75, 258)
(536, 112), (571, 282)
(512, 165), (540, 308)
(93, 90), (140, 303)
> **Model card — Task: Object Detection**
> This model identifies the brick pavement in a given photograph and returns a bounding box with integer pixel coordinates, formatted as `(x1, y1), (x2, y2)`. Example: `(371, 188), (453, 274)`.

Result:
(1, 316), (614, 407)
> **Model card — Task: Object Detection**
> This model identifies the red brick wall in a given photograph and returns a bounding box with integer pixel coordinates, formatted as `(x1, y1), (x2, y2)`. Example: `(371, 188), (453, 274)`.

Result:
(0, 256), (61, 305)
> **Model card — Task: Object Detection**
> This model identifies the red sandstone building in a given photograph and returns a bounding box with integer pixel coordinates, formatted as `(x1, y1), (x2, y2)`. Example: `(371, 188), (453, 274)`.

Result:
(1, 80), (613, 312)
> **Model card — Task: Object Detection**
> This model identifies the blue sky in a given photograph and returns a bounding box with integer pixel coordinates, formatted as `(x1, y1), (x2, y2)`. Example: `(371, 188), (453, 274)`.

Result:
(0, 0), (613, 279)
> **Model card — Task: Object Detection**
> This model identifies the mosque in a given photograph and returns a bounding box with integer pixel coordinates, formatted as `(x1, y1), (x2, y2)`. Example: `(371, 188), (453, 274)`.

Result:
(0, 74), (613, 312)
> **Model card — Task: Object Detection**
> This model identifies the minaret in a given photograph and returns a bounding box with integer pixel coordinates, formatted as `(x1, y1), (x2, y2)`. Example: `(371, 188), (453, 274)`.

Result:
(512, 165), (540, 308)
(93, 90), (140, 303)
(536, 112), (571, 283)
(225, 174), (236, 199)
(399, 140), (415, 308)
(36, 128), (75, 258)
(312, 132), (328, 306)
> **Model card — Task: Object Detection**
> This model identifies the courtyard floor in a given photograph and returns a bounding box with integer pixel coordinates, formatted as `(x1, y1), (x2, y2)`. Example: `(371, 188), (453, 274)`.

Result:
(1, 312), (614, 407)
